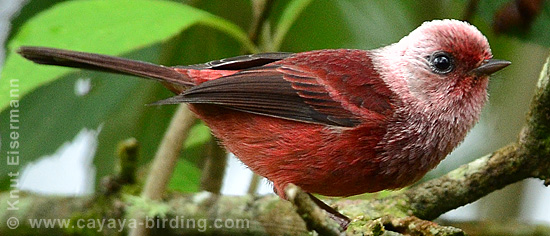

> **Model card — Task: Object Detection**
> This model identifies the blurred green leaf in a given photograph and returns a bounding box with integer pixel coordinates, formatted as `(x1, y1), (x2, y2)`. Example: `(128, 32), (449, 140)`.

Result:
(184, 122), (212, 149)
(6, 0), (70, 43)
(0, 0), (254, 112)
(168, 159), (202, 193)
(270, 0), (313, 51)
(279, 0), (463, 52)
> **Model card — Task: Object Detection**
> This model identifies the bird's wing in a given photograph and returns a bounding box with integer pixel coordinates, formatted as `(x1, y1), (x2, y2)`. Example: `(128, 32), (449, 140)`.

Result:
(156, 65), (361, 127)
(154, 49), (395, 128)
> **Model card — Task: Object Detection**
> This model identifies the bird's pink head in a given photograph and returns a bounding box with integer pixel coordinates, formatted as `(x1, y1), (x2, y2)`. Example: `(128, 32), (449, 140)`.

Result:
(370, 20), (510, 188)
(374, 19), (509, 110)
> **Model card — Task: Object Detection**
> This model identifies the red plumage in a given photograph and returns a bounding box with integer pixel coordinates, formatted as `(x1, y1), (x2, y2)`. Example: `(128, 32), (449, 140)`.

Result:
(186, 50), (395, 197)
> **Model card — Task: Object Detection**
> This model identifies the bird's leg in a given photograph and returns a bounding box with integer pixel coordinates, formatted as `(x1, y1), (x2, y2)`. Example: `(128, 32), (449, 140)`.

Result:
(276, 183), (351, 230)
(306, 193), (351, 230)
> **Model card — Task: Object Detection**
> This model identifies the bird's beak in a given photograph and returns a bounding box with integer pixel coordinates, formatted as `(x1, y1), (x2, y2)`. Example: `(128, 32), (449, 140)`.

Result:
(471, 59), (511, 76)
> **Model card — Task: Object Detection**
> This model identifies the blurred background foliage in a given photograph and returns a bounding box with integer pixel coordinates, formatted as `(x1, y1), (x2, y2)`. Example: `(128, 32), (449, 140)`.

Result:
(0, 0), (549, 227)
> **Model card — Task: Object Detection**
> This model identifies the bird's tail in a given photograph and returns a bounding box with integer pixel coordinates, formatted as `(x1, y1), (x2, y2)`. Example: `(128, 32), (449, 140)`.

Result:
(17, 46), (194, 87)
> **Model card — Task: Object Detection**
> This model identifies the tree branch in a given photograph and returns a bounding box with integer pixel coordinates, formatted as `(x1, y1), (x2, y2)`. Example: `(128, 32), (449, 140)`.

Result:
(199, 137), (227, 194)
(130, 105), (196, 236)
(141, 105), (196, 200)
(248, 0), (275, 45)
(284, 184), (342, 236)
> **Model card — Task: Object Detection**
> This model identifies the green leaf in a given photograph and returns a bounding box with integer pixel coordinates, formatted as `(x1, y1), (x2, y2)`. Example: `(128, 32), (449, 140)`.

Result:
(0, 0), (255, 112)
(271, 0), (314, 51)
(5, 0), (70, 43)
(168, 159), (202, 193)
(184, 122), (212, 149)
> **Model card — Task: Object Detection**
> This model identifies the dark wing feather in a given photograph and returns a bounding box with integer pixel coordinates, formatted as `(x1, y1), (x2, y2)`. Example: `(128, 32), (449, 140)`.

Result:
(153, 66), (362, 127)
(175, 52), (294, 70)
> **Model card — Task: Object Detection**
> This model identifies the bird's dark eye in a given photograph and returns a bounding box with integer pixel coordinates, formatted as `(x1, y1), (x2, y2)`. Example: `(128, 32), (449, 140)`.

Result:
(429, 51), (454, 74)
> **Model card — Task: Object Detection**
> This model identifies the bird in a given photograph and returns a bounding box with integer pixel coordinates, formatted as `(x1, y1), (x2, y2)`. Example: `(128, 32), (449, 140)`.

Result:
(18, 19), (509, 225)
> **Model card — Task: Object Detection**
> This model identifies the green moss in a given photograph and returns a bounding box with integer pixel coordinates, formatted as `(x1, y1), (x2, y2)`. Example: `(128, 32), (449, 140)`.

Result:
(66, 195), (124, 236)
